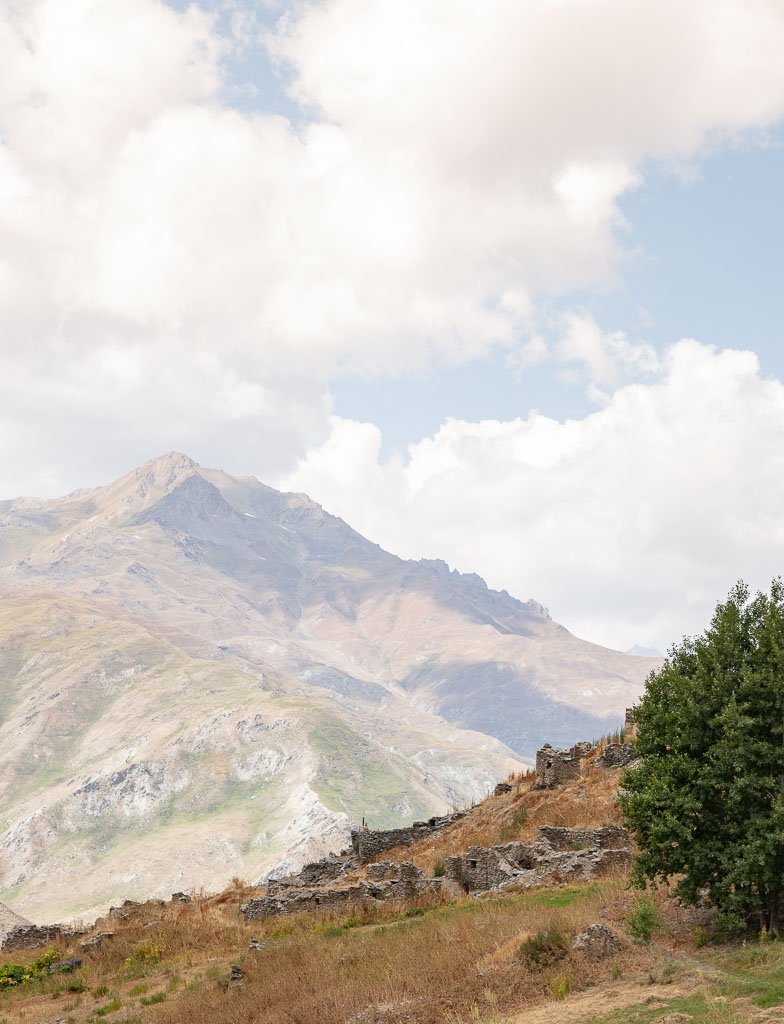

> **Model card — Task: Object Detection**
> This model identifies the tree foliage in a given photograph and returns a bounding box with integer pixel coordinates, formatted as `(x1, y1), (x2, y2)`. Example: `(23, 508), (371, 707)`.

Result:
(620, 580), (784, 935)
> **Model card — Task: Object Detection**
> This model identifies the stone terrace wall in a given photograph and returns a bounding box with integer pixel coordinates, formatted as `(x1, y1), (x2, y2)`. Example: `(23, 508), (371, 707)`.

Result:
(1, 924), (67, 951)
(351, 812), (465, 862)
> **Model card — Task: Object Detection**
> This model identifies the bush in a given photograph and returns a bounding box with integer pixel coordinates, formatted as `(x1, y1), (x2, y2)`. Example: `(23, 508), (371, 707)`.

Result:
(694, 925), (709, 948)
(433, 861), (446, 877)
(124, 943), (165, 967)
(627, 897), (662, 943)
(550, 968), (572, 999)
(0, 948), (64, 988)
(518, 927), (568, 970)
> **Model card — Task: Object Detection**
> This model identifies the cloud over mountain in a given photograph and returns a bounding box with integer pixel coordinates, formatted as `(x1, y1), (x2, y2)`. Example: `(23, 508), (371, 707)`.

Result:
(285, 339), (784, 651)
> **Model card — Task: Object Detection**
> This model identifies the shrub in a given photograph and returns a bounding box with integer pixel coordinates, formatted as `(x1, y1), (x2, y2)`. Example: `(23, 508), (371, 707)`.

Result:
(124, 943), (165, 967)
(550, 968), (572, 999)
(0, 948), (65, 988)
(433, 861), (446, 877)
(627, 897), (662, 943)
(518, 927), (568, 970)
(694, 925), (709, 948)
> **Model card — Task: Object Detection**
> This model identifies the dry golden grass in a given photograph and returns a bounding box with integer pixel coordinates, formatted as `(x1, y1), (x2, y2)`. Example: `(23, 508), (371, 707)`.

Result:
(149, 876), (646, 1024)
(372, 762), (623, 876)
(0, 873), (669, 1024)
(0, 756), (664, 1024)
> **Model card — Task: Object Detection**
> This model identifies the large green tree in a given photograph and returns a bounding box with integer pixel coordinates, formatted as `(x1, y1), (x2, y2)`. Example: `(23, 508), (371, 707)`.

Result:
(621, 580), (784, 935)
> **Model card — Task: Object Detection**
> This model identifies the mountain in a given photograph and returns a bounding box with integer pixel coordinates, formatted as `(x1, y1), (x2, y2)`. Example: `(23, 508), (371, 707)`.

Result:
(626, 644), (663, 658)
(0, 453), (658, 922)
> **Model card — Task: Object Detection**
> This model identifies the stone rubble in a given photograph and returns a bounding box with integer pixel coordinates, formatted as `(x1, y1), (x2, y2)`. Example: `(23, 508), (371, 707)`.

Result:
(79, 931), (114, 950)
(571, 923), (625, 959)
(240, 823), (632, 921)
(597, 743), (638, 769)
(444, 825), (632, 894)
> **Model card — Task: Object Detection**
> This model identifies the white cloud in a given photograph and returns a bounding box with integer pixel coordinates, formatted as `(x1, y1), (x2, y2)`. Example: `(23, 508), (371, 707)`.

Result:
(1, 0), (784, 496)
(556, 312), (663, 397)
(283, 342), (784, 652)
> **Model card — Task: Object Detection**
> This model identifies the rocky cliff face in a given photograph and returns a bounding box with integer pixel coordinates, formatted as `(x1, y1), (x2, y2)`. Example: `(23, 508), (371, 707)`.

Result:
(0, 454), (657, 922)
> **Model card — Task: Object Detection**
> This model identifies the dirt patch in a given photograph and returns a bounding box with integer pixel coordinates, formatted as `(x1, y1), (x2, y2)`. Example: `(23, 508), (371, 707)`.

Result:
(500, 976), (702, 1024)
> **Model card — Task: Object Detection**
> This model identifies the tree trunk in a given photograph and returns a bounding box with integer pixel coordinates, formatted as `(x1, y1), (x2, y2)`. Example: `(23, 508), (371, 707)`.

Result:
(768, 888), (781, 937)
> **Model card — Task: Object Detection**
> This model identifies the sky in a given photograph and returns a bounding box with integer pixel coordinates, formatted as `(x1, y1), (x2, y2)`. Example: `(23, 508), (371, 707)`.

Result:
(1, 0), (784, 652)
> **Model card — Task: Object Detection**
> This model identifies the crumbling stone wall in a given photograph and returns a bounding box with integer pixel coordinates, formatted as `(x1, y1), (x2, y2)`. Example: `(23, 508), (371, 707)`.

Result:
(597, 743), (637, 769)
(624, 707), (637, 739)
(351, 812), (465, 862)
(242, 884), (367, 920)
(1, 924), (66, 951)
(241, 864), (440, 921)
(266, 856), (349, 895)
(537, 824), (629, 850)
(444, 825), (632, 894)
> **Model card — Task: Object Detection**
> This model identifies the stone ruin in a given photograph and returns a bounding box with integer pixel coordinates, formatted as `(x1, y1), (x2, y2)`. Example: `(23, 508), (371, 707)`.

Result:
(443, 824), (632, 894)
(534, 741), (594, 790)
(241, 859), (441, 921)
(239, 821), (633, 921)
(351, 811), (465, 862)
(597, 743), (638, 769)
(0, 923), (69, 952)
(624, 707), (636, 734)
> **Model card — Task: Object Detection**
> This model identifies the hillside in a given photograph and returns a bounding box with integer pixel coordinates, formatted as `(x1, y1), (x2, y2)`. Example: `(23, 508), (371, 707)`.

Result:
(0, 454), (658, 921)
(0, 751), (778, 1024)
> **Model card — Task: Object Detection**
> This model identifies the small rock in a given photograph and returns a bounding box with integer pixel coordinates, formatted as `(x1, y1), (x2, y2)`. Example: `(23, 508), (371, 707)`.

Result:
(249, 938), (266, 951)
(660, 1014), (693, 1024)
(171, 891), (191, 903)
(229, 964), (246, 983)
(571, 924), (624, 959)
(79, 931), (114, 949)
(494, 782), (513, 796)
(48, 958), (82, 974)
(143, 920), (161, 929)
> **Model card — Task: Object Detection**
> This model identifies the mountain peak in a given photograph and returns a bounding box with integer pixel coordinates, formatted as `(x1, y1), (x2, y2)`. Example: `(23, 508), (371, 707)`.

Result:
(140, 451), (199, 478)
(83, 452), (202, 523)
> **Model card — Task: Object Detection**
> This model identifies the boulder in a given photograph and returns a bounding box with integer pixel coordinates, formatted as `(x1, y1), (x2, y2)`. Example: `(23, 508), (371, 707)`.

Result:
(571, 924), (624, 959)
